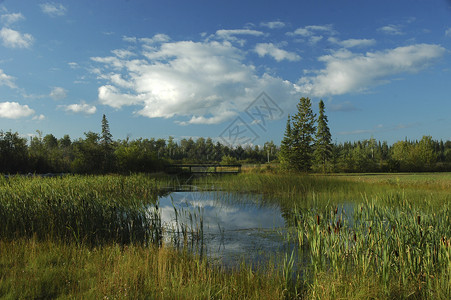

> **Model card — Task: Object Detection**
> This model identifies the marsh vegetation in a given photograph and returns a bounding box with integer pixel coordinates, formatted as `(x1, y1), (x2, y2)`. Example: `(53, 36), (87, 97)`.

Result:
(0, 173), (449, 299)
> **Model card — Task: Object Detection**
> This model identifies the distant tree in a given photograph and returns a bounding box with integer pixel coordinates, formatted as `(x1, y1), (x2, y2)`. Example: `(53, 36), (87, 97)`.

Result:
(278, 114), (293, 170)
(291, 97), (316, 172)
(101, 114), (113, 147)
(100, 114), (115, 172)
(313, 100), (332, 173)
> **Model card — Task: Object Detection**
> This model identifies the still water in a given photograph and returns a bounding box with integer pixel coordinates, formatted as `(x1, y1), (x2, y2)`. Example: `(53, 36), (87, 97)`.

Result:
(157, 191), (292, 267)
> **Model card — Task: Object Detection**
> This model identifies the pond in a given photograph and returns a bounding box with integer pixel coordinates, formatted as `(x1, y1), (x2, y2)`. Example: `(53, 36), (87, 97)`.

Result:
(156, 190), (294, 268)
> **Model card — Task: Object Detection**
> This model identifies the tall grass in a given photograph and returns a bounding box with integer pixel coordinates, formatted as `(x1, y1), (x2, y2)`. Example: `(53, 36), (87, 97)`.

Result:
(293, 195), (450, 299)
(0, 238), (285, 299)
(0, 174), (164, 245)
(197, 173), (450, 210)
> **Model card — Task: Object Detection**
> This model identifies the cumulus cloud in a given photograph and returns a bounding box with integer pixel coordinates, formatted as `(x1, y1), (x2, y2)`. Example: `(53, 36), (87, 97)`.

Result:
(328, 37), (376, 48)
(1, 13), (24, 25)
(297, 44), (445, 97)
(40, 3), (67, 17)
(32, 114), (46, 121)
(260, 21), (285, 29)
(140, 33), (170, 44)
(0, 27), (33, 48)
(0, 101), (34, 119)
(0, 69), (16, 88)
(61, 102), (97, 114)
(92, 39), (298, 124)
(49, 87), (67, 100)
(254, 43), (300, 61)
(288, 24), (335, 37)
(287, 24), (334, 45)
(111, 49), (136, 59)
(214, 29), (264, 45)
(378, 24), (403, 35)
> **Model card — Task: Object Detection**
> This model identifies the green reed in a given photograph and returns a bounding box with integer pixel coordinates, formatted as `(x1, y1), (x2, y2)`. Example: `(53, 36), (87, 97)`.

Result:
(293, 194), (450, 299)
(0, 174), (163, 245)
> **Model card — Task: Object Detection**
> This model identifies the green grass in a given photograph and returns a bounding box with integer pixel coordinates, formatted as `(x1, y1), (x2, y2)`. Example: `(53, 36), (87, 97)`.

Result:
(0, 238), (285, 299)
(1, 172), (450, 298)
(0, 174), (165, 245)
(196, 172), (451, 298)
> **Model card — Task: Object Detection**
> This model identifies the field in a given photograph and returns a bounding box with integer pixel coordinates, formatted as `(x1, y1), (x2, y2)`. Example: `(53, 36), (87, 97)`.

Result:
(0, 173), (449, 299)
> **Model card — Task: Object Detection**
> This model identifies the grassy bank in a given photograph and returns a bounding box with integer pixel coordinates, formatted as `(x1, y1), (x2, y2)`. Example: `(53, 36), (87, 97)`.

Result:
(0, 238), (284, 299)
(197, 172), (450, 209)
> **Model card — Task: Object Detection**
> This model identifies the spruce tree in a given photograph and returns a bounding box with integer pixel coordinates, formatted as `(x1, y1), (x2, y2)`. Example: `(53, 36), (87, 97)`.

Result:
(101, 114), (113, 147)
(279, 114), (293, 170)
(100, 114), (114, 172)
(291, 97), (316, 172)
(314, 100), (332, 173)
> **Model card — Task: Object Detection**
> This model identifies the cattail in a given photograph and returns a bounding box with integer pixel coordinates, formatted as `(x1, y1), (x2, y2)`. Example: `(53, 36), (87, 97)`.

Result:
(334, 206), (338, 215)
(316, 215), (320, 225)
(417, 215), (421, 225)
(368, 226), (372, 235)
(353, 232), (357, 242)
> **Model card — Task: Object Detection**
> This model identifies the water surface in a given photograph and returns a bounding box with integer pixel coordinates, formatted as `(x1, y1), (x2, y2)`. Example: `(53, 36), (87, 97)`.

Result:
(157, 191), (290, 267)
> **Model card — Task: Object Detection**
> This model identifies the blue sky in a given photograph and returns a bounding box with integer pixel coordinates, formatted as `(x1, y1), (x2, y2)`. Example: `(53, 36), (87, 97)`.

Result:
(0, 0), (450, 146)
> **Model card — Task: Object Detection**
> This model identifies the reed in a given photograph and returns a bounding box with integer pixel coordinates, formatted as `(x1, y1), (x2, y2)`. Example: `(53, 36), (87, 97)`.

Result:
(293, 194), (450, 299)
(0, 174), (164, 245)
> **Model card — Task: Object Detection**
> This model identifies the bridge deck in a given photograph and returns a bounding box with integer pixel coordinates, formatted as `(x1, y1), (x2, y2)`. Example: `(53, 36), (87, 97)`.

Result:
(167, 164), (241, 174)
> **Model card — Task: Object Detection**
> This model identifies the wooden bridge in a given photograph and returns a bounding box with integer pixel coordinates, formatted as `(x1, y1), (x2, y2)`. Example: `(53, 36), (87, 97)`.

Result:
(166, 164), (241, 175)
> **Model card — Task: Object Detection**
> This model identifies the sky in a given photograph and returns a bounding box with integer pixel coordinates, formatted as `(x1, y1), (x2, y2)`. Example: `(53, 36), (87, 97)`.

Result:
(1, 0), (451, 147)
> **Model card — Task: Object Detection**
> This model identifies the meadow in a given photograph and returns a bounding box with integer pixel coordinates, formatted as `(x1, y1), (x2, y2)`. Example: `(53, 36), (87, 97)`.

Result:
(0, 172), (449, 299)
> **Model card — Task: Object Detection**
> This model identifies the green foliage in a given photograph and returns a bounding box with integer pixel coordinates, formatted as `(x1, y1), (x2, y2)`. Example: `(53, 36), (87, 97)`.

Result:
(313, 100), (332, 173)
(291, 97), (316, 172)
(220, 154), (238, 165)
(278, 115), (293, 170)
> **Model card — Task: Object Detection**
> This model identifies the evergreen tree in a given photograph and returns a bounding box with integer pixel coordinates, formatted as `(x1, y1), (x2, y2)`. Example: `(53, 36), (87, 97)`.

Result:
(101, 114), (113, 147)
(278, 114), (293, 170)
(291, 97), (316, 172)
(100, 114), (114, 172)
(313, 100), (332, 173)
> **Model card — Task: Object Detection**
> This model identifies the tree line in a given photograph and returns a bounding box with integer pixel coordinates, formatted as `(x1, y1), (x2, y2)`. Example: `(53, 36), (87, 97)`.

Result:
(278, 97), (451, 173)
(1, 111), (451, 174)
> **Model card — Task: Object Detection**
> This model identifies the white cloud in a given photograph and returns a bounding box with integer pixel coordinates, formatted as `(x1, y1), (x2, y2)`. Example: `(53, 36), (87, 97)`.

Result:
(0, 101), (34, 119)
(215, 29), (264, 45)
(289, 24), (335, 37)
(61, 102), (97, 114)
(216, 29), (264, 38)
(123, 36), (137, 43)
(1, 13), (24, 25)
(254, 43), (300, 61)
(140, 33), (170, 44)
(49, 87), (67, 100)
(260, 21), (285, 29)
(328, 37), (376, 48)
(40, 3), (67, 17)
(378, 24), (403, 35)
(0, 69), (16, 88)
(68, 62), (79, 69)
(93, 39), (298, 124)
(297, 44), (445, 97)
(112, 49), (135, 59)
(32, 114), (46, 121)
(0, 27), (33, 48)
